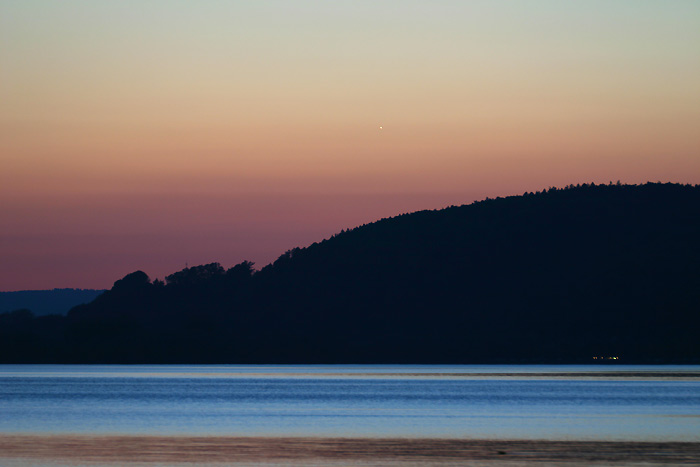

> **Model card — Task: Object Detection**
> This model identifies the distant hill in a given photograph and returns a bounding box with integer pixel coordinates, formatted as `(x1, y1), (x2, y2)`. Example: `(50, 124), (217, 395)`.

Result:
(0, 289), (105, 316)
(1, 182), (699, 363)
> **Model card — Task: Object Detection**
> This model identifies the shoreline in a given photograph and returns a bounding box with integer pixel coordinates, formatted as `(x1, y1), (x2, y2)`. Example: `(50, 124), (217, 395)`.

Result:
(3, 370), (700, 381)
(1, 435), (700, 465)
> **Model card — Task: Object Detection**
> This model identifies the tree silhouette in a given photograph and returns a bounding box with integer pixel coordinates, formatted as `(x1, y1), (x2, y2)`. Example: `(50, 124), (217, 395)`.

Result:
(2, 183), (699, 363)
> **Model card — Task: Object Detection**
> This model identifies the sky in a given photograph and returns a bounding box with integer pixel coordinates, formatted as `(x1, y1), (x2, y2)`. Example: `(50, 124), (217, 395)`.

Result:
(2, 1), (699, 290)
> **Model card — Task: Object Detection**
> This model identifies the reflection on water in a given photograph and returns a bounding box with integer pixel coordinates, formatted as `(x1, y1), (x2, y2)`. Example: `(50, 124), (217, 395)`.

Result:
(1, 364), (699, 378)
(0, 365), (699, 441)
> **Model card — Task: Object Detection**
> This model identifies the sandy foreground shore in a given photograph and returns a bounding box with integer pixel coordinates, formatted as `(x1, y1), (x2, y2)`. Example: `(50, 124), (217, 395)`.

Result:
(1, 435), (700, 466)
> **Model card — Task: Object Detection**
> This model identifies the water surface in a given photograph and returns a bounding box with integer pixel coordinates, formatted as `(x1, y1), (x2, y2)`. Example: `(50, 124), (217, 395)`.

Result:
(1, 365), (698, 441)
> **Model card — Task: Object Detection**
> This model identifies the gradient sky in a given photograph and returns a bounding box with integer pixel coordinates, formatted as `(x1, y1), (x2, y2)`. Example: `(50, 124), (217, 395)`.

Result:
(2, 1), (699, 290)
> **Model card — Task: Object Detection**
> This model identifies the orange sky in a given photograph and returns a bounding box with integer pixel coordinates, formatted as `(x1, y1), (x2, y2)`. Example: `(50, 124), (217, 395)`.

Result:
(1, 1), (699, 290)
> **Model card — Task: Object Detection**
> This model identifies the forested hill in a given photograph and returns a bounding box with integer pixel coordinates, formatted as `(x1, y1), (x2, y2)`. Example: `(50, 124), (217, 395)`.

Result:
(2, 182), (699, 363)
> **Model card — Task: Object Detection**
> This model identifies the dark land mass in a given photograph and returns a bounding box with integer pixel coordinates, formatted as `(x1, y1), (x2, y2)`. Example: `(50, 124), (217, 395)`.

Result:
(1, 182), (699, 363)
(0, 288), (105, 316)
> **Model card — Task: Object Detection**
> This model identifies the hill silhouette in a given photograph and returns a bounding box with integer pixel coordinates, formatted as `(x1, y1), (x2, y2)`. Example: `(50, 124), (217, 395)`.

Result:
(0, 289), (105, 316)
(1, 182), (699, 363)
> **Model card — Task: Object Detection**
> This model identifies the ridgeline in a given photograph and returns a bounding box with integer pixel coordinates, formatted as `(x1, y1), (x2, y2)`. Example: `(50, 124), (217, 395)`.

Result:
(0, 289), (106, 316)
(2, 182), (699, 363)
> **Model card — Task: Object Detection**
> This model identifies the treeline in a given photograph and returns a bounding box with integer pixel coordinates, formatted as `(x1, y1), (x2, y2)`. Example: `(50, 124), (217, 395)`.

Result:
(2, 182), (699, 363)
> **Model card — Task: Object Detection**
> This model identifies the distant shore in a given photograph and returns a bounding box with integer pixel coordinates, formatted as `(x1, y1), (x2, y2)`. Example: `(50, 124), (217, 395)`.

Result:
(139, 370), (700, 381)
(1, 435), (699, 465)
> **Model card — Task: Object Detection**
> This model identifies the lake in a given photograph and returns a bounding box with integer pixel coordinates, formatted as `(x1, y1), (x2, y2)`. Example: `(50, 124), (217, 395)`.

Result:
(1, 364), (699, 442)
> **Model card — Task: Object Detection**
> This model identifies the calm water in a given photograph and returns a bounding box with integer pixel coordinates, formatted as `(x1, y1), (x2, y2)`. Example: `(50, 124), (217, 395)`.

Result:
(1, 365), (699, 441)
